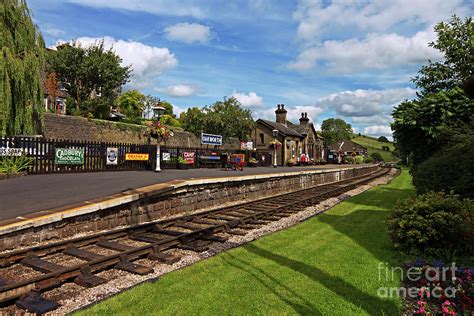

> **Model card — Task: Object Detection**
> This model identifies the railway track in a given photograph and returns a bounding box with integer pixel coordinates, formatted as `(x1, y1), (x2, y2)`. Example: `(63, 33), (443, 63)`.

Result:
(0, 167), (390, 313)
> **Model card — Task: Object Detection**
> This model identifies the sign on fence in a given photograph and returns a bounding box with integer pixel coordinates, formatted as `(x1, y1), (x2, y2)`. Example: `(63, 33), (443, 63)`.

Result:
(125, 153), (149, 161)
(0, 147), (23, 156)
(201, 133), (222, 146)
(183, 151), (195, 164)
(162, 152), (171, 161)
(106, 147), (118, 165)
(55, 148), (84, 165)
(240, 141), (253, 150)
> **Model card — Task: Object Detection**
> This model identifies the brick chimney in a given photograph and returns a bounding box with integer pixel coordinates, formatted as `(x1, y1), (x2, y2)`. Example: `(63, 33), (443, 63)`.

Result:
(275, 104), (287, 125)
(299, 112), (309, 125)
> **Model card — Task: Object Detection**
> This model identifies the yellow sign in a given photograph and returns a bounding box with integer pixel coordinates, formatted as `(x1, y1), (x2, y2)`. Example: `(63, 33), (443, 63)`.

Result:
(125, 153), (149, 161)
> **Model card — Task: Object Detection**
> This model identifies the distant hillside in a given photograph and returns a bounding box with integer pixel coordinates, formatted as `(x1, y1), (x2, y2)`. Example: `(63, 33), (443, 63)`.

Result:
(352, 135), (398, 162)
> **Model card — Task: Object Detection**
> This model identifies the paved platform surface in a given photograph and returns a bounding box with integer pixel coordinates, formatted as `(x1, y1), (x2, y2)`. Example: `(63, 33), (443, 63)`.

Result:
(0, 165), (357, 221)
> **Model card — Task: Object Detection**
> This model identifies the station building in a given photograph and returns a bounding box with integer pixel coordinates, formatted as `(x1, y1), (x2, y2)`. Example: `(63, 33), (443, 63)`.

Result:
(326, 140), (368, 164)
(252, 104), (324, 166)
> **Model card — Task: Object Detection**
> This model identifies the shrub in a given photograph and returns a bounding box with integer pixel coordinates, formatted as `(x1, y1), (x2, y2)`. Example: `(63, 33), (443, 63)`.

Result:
(370, 152), (383, 162)
(354, 155), (364, 164)
(412, 133), (474, 199)
(364, 156), (373, 163)
(387, 192), (474, 260)
(0, 155), (32, 174)
(378, 136), (389, 142)
(343, 156), (353, 164)
(382, 145), (390, 151)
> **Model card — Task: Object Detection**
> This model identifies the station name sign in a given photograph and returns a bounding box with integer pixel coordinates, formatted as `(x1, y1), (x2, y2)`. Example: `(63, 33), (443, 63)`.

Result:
(125, 153), (149, 161)
(201, 133), (222, 146)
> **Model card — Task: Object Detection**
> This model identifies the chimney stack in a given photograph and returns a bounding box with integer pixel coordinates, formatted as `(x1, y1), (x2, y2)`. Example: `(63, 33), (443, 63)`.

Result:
(299, 112), (309, 125)
(275, 104), (287, 125)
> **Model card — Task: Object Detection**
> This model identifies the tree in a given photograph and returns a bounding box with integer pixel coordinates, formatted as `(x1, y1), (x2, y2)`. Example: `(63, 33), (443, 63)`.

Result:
(0, 0), (45, 136)
(47, 40), (131, 115)
(377, 136), (389, 143)
(321, 118), (353, 146)
(412, 15), (473, 95)
(115, 90), (146, 121)
(180, 97), (255, 140)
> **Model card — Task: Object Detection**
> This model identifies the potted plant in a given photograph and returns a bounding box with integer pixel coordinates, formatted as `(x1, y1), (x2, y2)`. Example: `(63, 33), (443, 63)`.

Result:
(177, 156), (193, 170)
(269, 140), (282, 149)
(248, 157), (258, 167)
(319, 158), (327, 165)
(286, 159), (296, 166)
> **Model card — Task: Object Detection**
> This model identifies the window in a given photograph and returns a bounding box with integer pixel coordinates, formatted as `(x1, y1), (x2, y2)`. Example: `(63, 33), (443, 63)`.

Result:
(259, 133), (264, 144)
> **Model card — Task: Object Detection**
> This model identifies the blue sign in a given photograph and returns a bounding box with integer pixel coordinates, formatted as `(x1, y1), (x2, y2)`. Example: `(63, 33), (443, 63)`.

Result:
(201, 133), (223, 146)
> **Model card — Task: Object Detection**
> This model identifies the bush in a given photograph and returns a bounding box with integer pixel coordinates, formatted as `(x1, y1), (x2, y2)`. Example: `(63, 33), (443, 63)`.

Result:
(0, 155), (32, 173)
(387, 192), (474, 260)
(370, 152), (383, 162)
(343, 156), (353, 164)
(364, 156), (373, 163)
(381, 145), (390, 151)
(378, 136), (389, 142)
(412, 132), (474, 199)
(354, 155), (364, 164)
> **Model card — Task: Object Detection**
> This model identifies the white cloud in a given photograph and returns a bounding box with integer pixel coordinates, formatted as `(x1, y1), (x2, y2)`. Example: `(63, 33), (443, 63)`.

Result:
(231, 91), (264, 107)
(363, 125), (393, 137)
(64, 0), (205, 18)
(164, 23), (212, 44)
(316, 88), (416, 117)
(286, 105), (324, 124)
(352, 114), (393, 125)
(42, 26), (65, 37)
(67, 36), (177, 88)
(288, 30), (442, 72)
(159, 84), (196, 97)
(293, 0), (469, 41)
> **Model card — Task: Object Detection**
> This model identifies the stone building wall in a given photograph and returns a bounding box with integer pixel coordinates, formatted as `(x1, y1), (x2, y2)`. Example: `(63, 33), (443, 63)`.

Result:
(43, 113), (240, 149)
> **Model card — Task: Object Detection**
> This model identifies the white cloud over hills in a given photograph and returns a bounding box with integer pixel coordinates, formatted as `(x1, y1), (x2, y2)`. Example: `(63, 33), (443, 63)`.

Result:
(231, 91), (264, 107)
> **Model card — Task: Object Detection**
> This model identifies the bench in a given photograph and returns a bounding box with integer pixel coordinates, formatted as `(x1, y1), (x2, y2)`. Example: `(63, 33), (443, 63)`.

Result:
(199, 155), (221, 168)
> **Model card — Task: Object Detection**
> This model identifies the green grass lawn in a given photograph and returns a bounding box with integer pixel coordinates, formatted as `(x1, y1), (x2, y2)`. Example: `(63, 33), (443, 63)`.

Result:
(78, 169), (414, 315)
(352, 135), (398, 162)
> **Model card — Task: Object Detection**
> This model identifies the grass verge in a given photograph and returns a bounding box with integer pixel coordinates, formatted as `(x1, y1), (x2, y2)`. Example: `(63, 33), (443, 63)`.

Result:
(78, 169), (414, 315)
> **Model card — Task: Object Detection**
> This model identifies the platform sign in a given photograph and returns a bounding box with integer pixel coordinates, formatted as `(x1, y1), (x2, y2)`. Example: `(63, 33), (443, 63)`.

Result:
(106, 147), (118, 165)
(55, 148), (84, 165)
(201, 133), (222, 146)
(183, 151), (195, 164)
(125, 153), (149, 161)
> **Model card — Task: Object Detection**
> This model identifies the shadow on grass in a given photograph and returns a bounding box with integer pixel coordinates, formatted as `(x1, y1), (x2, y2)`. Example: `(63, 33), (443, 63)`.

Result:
(221, 252), (322, 315)
(243, 243), (400, 315)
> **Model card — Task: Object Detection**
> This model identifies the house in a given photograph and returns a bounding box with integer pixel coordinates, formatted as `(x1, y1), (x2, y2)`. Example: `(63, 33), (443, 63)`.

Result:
(326, 140), (368, 164)
(43, 79), (68, 114)
(252, 104), (324, 166)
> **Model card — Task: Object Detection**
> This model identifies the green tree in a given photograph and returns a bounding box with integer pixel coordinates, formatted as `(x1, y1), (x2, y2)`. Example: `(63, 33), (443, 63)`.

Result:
(0, 0), (45, 136)
(321, 118), (353, 146)
(159, 114), (180, 128)
(377, 136), (389, 143)
(115, 89), (146, 121)
(412, 15), (473, 95)
(47, 40), (131, 115)
(180, 97), (255, 140)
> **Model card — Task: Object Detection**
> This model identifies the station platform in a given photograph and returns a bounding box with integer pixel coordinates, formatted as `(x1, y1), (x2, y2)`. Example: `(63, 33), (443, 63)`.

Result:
(0, 165), (359, 221)
(0, 164), (379, 250)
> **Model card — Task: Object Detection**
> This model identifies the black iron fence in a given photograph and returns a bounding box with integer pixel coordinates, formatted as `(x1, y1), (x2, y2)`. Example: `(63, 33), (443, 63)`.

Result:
(0, 136), (259, 174)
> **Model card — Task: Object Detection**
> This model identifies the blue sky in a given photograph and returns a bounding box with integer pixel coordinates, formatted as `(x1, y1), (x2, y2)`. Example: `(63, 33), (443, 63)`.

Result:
(29, 0), (473, 138)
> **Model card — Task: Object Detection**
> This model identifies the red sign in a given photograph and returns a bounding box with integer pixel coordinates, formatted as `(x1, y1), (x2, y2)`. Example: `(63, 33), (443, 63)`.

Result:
(183, 152), (195, 164)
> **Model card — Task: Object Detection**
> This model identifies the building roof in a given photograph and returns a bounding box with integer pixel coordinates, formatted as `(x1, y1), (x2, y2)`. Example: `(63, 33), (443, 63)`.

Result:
(257, 119), (303, 138)
(327, 139), (367, 152)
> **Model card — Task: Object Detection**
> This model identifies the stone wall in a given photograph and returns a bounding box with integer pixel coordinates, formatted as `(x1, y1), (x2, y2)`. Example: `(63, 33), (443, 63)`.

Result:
(43, 113), (240, 149)
(0, 165), (378, 251)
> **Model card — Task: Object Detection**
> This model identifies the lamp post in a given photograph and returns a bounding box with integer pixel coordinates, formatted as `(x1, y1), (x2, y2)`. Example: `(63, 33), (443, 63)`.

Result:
(272, 129), (278, 167)
(154, 103), (165, 173)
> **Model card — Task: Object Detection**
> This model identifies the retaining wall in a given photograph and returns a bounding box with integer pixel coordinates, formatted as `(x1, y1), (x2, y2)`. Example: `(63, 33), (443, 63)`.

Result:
(0, 165), (378, 252)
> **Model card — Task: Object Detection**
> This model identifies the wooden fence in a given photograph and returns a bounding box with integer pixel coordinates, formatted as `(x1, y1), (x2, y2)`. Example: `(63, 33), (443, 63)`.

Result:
(0, 137), (260, 174)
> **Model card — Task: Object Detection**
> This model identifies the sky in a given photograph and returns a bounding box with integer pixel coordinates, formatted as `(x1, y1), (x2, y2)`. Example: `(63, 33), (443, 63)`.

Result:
(28, 0), (473, 139)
